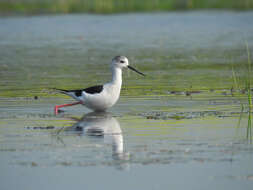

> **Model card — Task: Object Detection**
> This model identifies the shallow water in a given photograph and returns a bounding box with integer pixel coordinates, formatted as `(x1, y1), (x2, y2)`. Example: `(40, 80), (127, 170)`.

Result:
(0, 12), (253, 190)
(0, 95), (253, 189)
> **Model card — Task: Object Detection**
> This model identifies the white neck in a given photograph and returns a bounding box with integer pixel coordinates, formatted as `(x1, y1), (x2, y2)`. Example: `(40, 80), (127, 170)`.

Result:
(111, 66), (122, 86)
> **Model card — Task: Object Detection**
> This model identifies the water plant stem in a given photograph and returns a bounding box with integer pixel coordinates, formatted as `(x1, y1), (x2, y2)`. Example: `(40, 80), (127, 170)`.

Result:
(246, 42), (252, 142)
(232, 41), (252, 142)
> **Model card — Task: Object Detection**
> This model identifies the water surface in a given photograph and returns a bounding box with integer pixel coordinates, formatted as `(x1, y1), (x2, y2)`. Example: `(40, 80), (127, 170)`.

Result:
(0, 12), (253, 190)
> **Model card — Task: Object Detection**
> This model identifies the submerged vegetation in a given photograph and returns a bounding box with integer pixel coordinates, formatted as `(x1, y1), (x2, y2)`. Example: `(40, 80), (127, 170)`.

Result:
(0, 0), (253, 15)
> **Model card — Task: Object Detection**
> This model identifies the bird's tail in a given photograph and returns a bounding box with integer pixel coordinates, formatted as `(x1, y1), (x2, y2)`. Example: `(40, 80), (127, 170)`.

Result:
(52, 88), (69, 92)
(51, 88), (78, 99)
(51, 88), (70, 95)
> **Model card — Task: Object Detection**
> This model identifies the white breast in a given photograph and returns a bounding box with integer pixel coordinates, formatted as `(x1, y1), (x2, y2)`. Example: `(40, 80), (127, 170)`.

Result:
(81, 83), (121, 111)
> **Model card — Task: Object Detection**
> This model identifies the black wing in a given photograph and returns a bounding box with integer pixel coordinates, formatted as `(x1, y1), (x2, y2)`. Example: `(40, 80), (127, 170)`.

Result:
(53, 85), (103, 97)
(83, 85), (103, 94)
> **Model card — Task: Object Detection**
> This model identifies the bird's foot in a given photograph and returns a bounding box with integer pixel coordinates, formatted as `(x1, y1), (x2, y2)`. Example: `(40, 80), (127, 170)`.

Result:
(54, 101), (82, 115)
(54, 106), (65, 115)
(54, 105), (60, 115)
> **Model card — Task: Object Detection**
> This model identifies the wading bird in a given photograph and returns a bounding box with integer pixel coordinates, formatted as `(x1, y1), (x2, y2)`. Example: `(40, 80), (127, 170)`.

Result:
(54, 56), (145, 114)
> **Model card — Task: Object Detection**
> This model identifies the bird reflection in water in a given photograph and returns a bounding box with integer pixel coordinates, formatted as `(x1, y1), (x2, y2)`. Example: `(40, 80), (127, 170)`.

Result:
(58, 112), (129, 165)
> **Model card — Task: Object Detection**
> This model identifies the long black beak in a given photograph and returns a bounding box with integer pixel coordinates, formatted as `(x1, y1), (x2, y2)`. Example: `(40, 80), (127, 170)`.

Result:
(128, 65), (145, 76)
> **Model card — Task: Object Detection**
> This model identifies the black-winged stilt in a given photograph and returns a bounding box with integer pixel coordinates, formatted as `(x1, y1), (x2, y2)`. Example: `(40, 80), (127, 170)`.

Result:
(54, 56), (145, 114)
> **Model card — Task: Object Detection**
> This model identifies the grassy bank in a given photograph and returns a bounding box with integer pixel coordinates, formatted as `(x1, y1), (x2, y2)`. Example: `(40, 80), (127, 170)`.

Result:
(1, 0), (253, 15)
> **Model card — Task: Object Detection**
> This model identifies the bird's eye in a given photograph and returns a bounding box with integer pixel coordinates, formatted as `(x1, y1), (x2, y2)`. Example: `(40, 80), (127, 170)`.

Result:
(120, 60), (125, 63)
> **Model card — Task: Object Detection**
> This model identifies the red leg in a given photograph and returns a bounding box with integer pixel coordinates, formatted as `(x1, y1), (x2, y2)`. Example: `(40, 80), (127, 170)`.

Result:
(54, 101), (82, 115)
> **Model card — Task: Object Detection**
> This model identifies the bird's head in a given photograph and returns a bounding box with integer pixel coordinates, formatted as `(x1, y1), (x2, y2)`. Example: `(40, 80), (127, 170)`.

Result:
(112, 56), (145, 76)
(112, 55), (129, 69)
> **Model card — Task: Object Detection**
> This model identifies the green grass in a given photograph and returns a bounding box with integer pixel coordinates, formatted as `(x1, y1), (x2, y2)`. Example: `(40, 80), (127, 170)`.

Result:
(246, 42), (252, 142)
(1, 0), (253, 15)
(233, 42), (252, 142)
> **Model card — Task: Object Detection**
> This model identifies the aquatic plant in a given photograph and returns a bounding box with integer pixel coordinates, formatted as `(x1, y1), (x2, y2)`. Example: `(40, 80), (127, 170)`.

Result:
(232, 42), (252, 142)
(246, 42), (252, 142)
